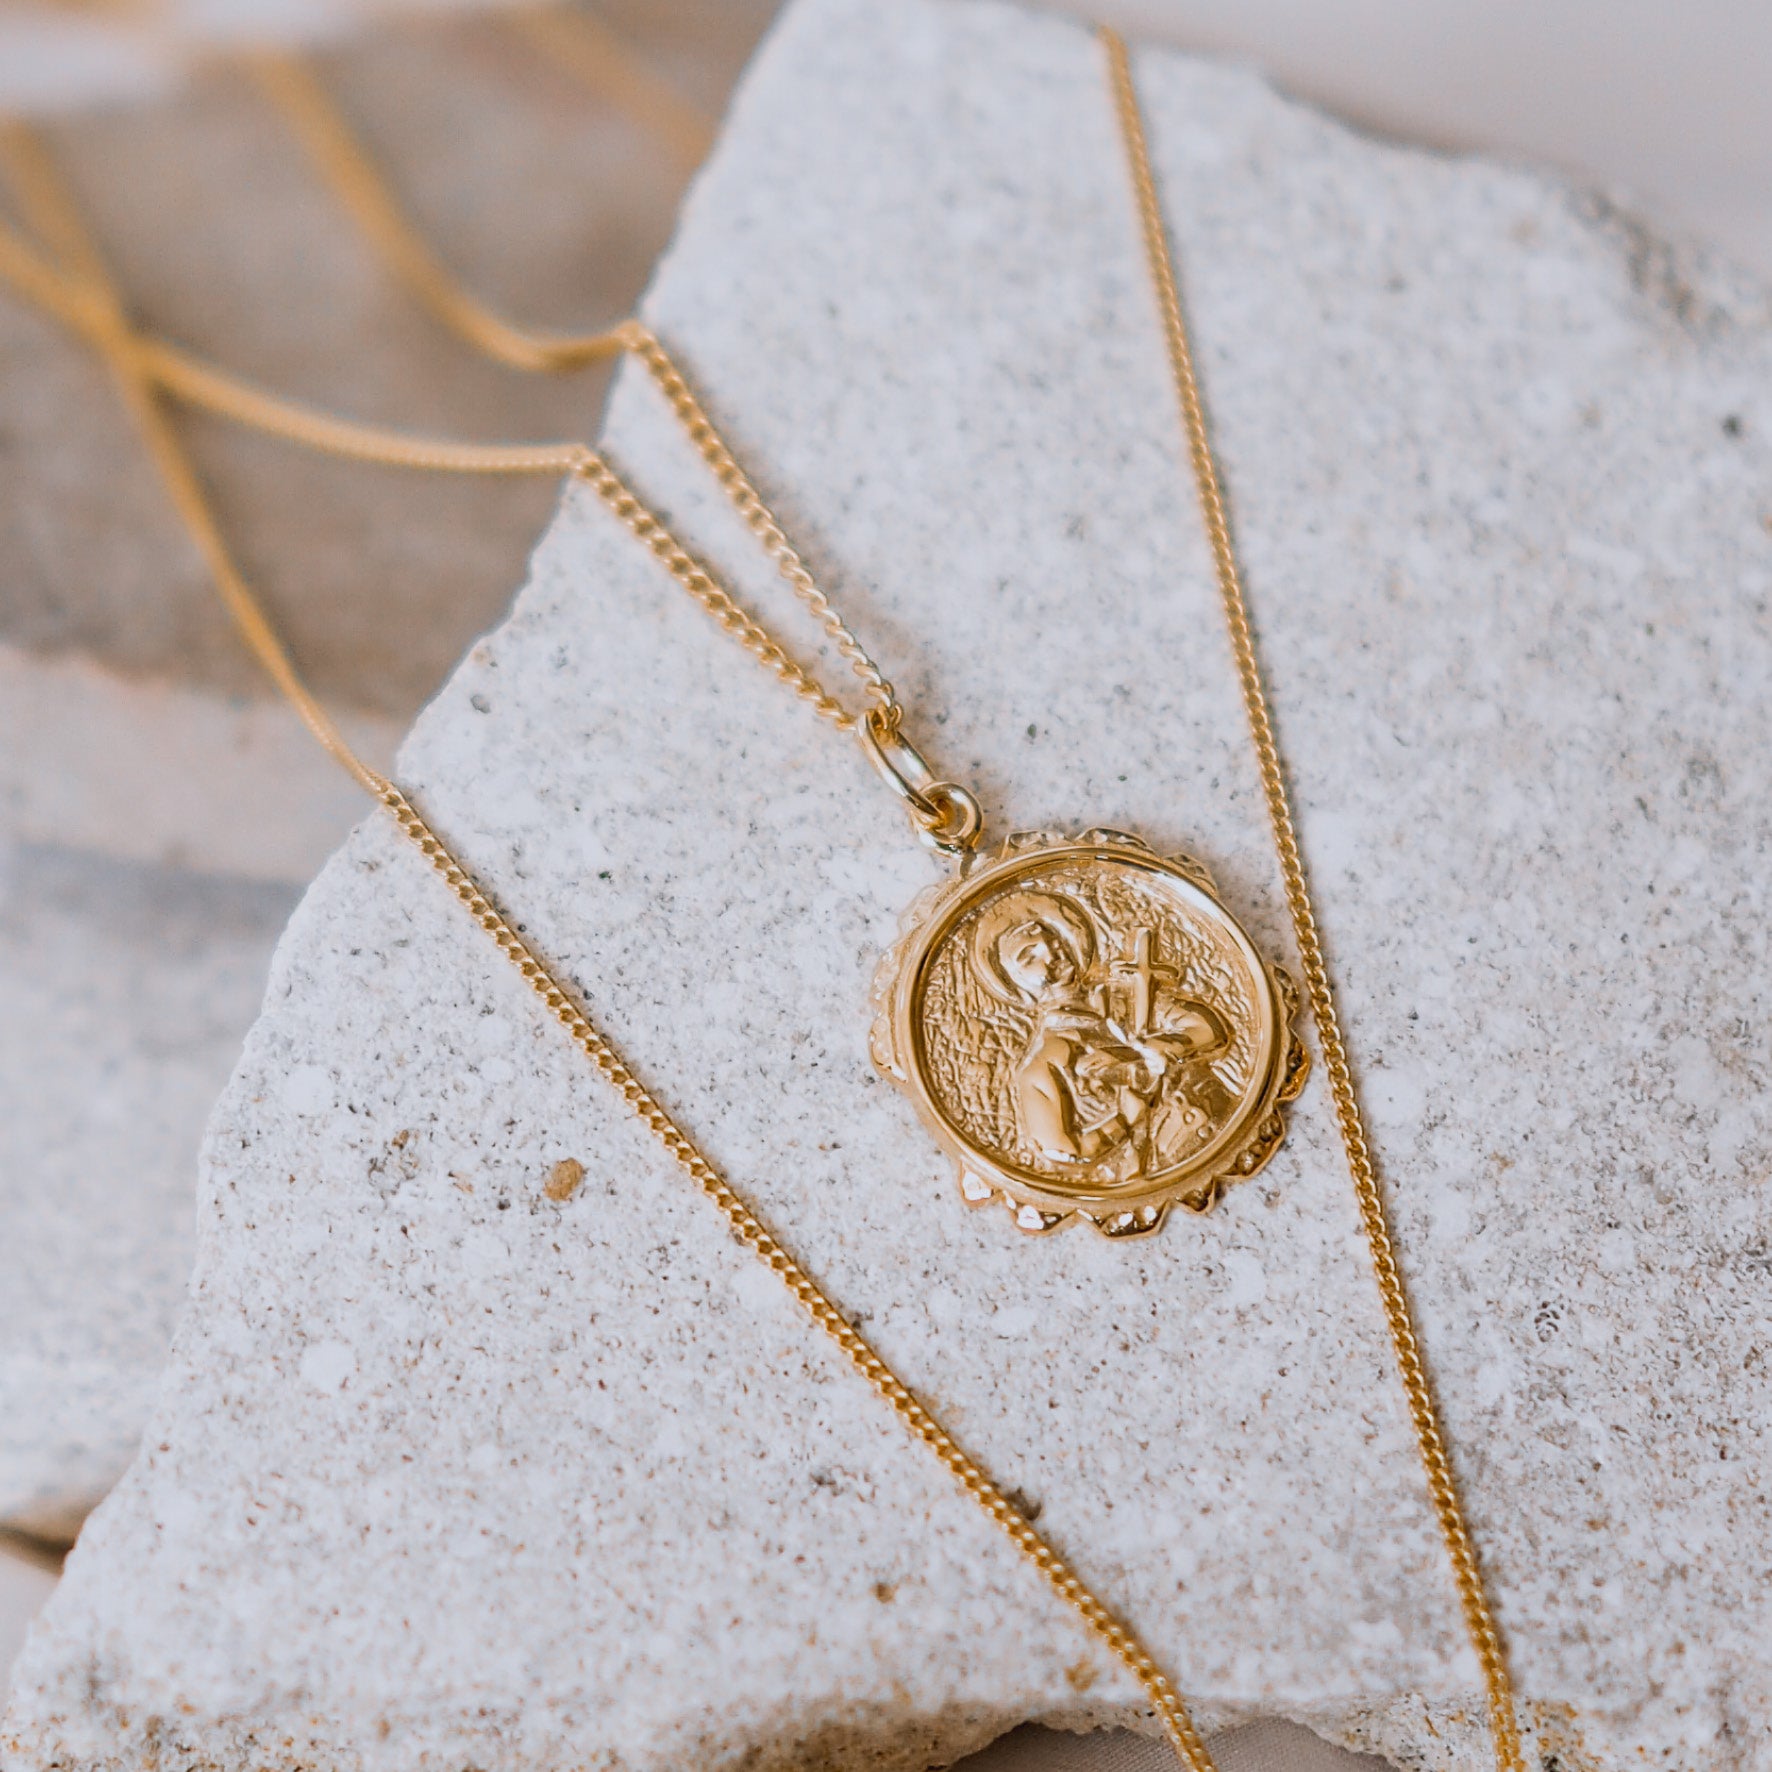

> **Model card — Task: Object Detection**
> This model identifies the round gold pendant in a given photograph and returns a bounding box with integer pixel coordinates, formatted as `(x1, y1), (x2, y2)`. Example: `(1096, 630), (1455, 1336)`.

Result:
(871, 830), (1309, 1237)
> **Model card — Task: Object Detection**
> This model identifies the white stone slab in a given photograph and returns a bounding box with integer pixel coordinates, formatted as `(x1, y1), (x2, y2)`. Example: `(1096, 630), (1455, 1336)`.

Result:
(7, 0), (1771, 1766)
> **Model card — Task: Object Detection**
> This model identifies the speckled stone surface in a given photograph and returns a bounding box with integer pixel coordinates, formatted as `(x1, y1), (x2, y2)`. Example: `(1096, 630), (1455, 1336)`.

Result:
(7, 0), (1771, 1766)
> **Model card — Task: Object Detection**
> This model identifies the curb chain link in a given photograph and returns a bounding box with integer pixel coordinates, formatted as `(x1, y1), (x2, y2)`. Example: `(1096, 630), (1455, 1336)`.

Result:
(1104, 31), (1524, 1771)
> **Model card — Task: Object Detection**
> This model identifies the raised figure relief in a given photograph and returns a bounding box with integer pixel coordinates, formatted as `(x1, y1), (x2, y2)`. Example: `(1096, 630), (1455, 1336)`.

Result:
(872, 832), (1308, 1236)
(976, 893), (1233, 1179)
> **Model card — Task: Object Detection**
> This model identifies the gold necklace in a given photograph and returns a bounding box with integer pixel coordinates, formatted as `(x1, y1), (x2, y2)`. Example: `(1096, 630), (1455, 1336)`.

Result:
(259, 33), (1314, 1240)
(0, 27), (1532, 1771)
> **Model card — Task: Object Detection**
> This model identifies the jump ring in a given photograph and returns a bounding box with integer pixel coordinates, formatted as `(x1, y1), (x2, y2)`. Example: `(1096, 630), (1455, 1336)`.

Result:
(914, 782), (985, 856)
(856, 706), (983, 854)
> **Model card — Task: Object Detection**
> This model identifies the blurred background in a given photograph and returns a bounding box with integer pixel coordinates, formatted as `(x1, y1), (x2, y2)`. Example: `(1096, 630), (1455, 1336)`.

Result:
(1, 0), (1767, 1764)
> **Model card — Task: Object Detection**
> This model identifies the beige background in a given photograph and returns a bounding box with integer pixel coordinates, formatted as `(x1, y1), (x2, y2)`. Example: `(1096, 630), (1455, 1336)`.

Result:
(5, 0), (1769, 274)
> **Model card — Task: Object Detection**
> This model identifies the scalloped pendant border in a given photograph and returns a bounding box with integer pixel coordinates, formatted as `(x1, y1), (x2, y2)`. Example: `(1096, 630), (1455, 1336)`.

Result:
(870, 829), (1310, 1238)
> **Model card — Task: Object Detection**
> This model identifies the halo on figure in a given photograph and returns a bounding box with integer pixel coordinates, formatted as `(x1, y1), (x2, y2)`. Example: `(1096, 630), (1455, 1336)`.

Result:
(973, 890), (1097, 1005)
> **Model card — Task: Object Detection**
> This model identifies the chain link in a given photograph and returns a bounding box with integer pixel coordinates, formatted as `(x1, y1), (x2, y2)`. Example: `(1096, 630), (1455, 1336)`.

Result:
(1103, 29), (1525, 1772)
(574, 441), (866, 724)
(616, 320), (898, 724)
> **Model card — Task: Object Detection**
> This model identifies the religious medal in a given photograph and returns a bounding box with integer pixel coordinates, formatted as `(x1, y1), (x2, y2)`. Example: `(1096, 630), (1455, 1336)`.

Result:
(871, 826), (1308, 1237)
(860, 704), (1307, 1235)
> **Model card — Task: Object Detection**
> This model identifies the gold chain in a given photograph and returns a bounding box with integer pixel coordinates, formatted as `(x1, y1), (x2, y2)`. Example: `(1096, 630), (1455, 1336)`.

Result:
(4, 39), (901, 735)
(0, 191), (894, 735)
(1103, 30), (1525, 1772)
(0, 26), (1544, 1768)
(246, 50), (629, 376)
(0, 70), (1219, 1772)
(618, 324), (898, 721)
(247, 43), (898, 728)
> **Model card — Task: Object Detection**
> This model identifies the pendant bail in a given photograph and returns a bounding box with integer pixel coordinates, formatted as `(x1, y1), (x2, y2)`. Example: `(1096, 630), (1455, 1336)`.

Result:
(857, 706), (983, 857)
